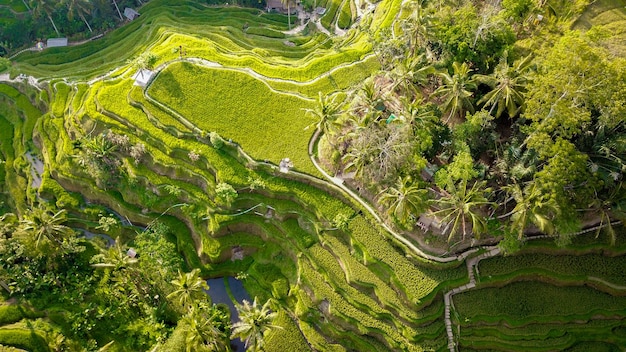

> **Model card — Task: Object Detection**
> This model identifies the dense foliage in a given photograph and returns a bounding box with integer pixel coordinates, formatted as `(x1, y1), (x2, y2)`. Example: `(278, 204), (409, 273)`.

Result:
(320, 0), (626, 249)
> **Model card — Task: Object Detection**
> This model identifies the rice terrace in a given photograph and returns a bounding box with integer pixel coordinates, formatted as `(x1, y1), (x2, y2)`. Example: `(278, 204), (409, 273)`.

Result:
(0, 0), (625, 351)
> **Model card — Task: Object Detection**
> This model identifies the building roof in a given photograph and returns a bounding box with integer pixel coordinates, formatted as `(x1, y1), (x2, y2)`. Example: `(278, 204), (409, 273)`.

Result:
(266, 0), (284, 10)
(124, 7), (140, 20)
(46, 38), (68, 47)
(132, 69), (155, 87)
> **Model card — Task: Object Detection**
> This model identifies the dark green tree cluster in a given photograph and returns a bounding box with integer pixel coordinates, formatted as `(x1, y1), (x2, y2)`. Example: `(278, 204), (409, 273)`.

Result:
(0, 199), (280, 350)
(0, 0), (146, 53)
(319, 0), (626, 250)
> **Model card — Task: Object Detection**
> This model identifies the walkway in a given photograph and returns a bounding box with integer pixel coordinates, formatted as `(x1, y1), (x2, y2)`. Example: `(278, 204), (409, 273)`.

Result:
(444, 246), (500, 351)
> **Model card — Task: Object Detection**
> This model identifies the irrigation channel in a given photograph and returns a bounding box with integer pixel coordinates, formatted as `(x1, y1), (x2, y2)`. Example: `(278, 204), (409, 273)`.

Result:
(205, 277), (252, 351)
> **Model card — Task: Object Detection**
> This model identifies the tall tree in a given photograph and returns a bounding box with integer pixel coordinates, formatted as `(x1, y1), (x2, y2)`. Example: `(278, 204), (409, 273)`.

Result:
(433, 62), (477, 122)
(400, 0), (434, 56)
(30, 0), (61, 36)
(388, 54), (435, 96)
(432, 180), (494, 241)
(501, 183), (560, 240)
(182, 303), (229, 352)
(64, 0), (93, 32)
(231, 297), (281, 352)
(111, 0), (123, 20)
(16, 207), (73, 250)
(378, 176), (429, 228)
(305, 92), (344, 144)
(280, 0), (294, 30)
(475, 54), (533, 118)
(167, 268), (209, 311)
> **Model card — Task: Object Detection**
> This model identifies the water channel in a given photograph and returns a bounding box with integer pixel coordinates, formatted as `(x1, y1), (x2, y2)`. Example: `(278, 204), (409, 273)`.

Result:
(205, 277), (252, 351)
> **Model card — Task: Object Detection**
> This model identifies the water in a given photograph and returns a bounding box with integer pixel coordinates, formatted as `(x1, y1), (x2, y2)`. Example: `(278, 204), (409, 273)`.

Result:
(80, 229), (116, 247)
(205, 277), (252, 351)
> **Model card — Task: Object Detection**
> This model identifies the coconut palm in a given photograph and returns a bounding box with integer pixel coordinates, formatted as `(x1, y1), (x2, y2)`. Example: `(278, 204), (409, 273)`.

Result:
(30, 0), (60, 36)
(16, 207), (73, 249)
(431, 180), (494, 241)
(349, 78), (382, 116)
(587, 183), (626, 245)
(579, 121), (626, 187)
(182, 304), (229, 352)
(231, 297), (281, 352)
(433, 62), (477, 122)
(389, 54), (435, 96)
(280, 0), (294, 30)
(475, 55), (533, 118)
(400, 0), (434, 56)
(63, 0), (93, 32)
(111, 0), (123, 20)
(91, 237), (139, 270)
(378, 176), (430, 227)
(501, 182), (560, 240)
(304, 92), (344, 142)
(167, 268), (209, 310)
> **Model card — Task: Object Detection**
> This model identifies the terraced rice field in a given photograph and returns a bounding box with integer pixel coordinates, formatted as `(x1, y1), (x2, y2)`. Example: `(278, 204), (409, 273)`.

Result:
(572, 0), (626, 57)
(1, 0), (626, 350)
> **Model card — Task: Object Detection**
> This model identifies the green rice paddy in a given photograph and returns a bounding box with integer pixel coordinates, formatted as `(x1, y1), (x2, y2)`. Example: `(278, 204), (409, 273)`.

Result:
(1, 0), (626, 350)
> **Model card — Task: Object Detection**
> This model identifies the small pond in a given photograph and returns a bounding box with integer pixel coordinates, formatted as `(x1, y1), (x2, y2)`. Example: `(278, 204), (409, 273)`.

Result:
(205, 277), (252, 351)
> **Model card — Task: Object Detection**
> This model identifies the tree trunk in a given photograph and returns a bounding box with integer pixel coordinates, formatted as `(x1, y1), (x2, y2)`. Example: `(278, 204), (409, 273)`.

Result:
(48, 14), (60, 36)
(287, 3), (291, 30)
(112, 0), (123, 20)
(80, 14), (93, 32)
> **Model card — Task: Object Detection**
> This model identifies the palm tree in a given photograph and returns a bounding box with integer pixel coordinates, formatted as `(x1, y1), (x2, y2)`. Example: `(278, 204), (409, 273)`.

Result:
(501, 182), (560, 239)
(182, 304), (229, 352)
(378, 176), (430, 227)
(16, 207), (73, 249)
(63, 0), (93, 32)
(431, 180), (494, 241)
(475, 55), (533, 118)
(587, 183), (626, 245)
(91, 237), (139, 270)
(30, 0), (60, 36)
(231, 297), (281, 352)
(389, 54), (435, 96)
(167, 268), (209, 310)
(111, 0), (123, 20)
(304, 92), (344, 144)
(400, 0), (434, 56)
(349, 78), (382, 116)
(433, 62), (477, 122)
(280, 0), (294, 30)
(580, 121), (626, 187)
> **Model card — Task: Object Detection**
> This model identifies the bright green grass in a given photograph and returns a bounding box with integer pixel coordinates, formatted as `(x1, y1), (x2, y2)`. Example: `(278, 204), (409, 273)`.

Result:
(147, 62), (317, 174)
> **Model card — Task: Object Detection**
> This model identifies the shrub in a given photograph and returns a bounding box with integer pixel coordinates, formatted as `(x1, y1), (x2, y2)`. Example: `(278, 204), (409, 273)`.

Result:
(209, 132), (225, 150)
